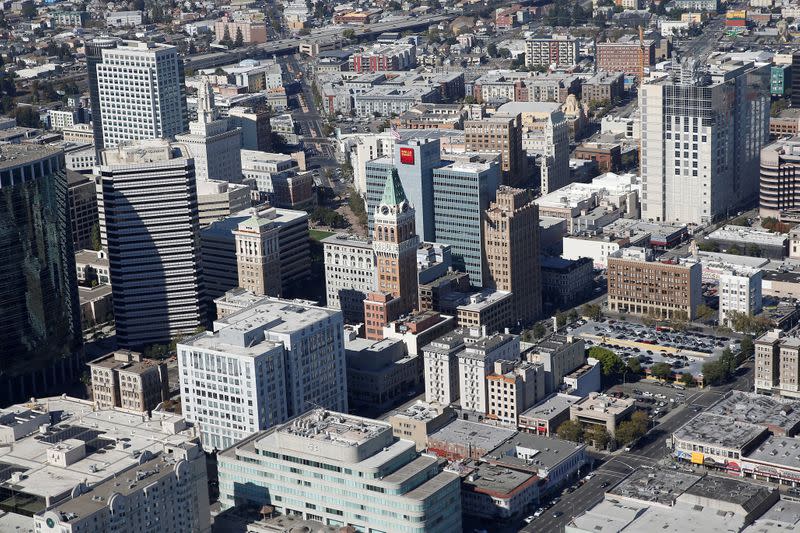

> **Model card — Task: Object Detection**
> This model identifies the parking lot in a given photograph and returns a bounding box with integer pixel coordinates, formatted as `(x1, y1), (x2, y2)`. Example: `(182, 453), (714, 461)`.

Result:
(606, 380), (692, 423)
(569, 319), (737, 376)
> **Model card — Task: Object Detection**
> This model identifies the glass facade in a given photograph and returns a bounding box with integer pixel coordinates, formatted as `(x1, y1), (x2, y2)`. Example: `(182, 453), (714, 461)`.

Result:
(0, 147), (81, 405)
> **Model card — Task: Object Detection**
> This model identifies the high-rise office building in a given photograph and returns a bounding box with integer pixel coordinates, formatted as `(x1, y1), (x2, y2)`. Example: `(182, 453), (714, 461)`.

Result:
(464, 114), (526, 186)
(0, 145), (82, 405)
(483, 186), (542, 325)
(365, 137), (440, 241)
(86, 37), (120, 152)
(175, 80), (242, 182)
(760, 137), (800, 220)
(363, 171), (420, 339)
(217, 409), (462, 532)
(178, 297), (348, 451)
(97, 140), (205, 348)
(67, 170), (99, 250)
(228, 106), (272, 152)
(433, 156), (501, 285)
(639, 55), (770, 224)
(322, 233), (376, 323)
(91, 40), (188, 148)
(233, 209), (282, 297)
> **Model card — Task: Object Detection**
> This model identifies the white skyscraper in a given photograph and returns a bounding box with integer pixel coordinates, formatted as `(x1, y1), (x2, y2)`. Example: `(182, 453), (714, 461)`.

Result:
(639, 55), (770, 224)
(177, 297), (348, 451)
(94, 40), (188, 148)
(175, 79), (242, 182)
(97, 139), (205, 348)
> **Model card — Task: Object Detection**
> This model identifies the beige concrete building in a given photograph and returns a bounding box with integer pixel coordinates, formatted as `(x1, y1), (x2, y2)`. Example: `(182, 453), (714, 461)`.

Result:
(88, 350), (168, 413)
(388, 401), (456, 451)
(464, 114), (526, 186)
(755, 329), (800, 399)
(456, 289), (514, 334)
(569, 392), (636, 437)
(607, 248), (702, 320)
(233, 209), (282, 297)
(196, 179), (251, 228)
(486, 359), (546, 427)
(524, 334), (586, 393)
(482, 186), (542, 325)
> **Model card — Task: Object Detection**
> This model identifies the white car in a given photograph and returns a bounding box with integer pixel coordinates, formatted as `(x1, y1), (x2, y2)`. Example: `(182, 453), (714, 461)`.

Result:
(533, 508), (545, 517)
(524, 515), (535, 523)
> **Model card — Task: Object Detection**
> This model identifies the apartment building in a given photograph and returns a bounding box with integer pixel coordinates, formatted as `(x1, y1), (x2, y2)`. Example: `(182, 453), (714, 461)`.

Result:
(464, 114), (526, 186)
(525, 35), (579, 68)
(177, 297), (347, 451)
(88, 350), (168, 413)
(486, 360), (546, 426)
(719, 268), (763, 327)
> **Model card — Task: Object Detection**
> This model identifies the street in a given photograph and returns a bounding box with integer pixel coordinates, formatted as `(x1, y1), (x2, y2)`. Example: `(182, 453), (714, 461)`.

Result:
(519, 363), (753, 532)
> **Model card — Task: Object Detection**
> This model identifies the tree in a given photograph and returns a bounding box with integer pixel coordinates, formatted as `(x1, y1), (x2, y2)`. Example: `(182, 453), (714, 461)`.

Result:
(696, 304), (715, 322)
(727, 311), (772, 336)
(464, 95), (476, 105)
(347, 189), (367, 227)
(556, 419), (583, 442)
(741, 335), (754, 359)
(651, 362), (673, 381)
(91, 223), (102, 251)
(630, 410), (649, 433)
(532, 322), (546, 339)
(342, 29), (355, 40)
(680, 372), (695, 387)
(584, 425), (611, 449)
(588, 346), (624, 376)
(702, 359), (731, 386)
(13, 106), (40, 128)
(486, 43), (498, 58)
(234, 27), (244, 48)
(582, 303), (603, 321)
(615, 420), (640, 445)
(568, 308), (579, 322)
(626, 357), (642, 376)
(220, 25), (233, 47)
(21, 2), (36, 19)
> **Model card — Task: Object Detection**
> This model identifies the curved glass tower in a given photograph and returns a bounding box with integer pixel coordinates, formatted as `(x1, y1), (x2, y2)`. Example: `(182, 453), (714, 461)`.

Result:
(0, 145), (82, 405)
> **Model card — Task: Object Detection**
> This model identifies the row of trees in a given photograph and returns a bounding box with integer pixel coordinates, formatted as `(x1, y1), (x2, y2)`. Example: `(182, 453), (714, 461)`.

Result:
(557, 410), (649, 449)
(219, 26), (245, 48)
(701, 336), (754, 386)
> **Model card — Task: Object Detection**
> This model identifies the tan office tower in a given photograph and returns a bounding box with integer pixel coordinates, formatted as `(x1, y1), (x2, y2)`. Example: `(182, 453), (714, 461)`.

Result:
(482, 186), (542, 325)
(363, 170), (420, 339)
(465, 114), (526, 186)
(233, 209), (282, 297)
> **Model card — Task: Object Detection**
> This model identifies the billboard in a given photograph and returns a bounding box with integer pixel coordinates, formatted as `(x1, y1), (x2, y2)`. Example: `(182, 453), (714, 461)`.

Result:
(399, 147), (415, 165)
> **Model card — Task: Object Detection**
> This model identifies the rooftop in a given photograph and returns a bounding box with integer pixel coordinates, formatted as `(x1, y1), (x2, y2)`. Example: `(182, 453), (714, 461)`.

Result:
(0, 396), (195, 502)
(609, 468), (701, 506)
(0, 144), (61, 169)
(391, 401), (448, 423)
(708, 225), (788, 247)
(520, 394), (582, 421)
(746, 436), (800, 471)
(485, 432), (586, 473)
(571, 392), (635, 417)
(427, 419), (516, 452)
(456, 289), (512, 312)
(706, 391), (800, 436)
(279, 409), (390, 448)
(673, 412), (767, 450)
(463, 463), (536, 496)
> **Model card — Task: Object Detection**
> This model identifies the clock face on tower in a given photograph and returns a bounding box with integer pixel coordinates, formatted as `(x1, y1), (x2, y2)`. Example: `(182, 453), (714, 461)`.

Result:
(381, 206), (390, 215)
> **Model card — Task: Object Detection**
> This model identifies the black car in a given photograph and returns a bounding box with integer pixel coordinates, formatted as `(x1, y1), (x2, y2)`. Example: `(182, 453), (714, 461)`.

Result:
(553, 511), (564, 518)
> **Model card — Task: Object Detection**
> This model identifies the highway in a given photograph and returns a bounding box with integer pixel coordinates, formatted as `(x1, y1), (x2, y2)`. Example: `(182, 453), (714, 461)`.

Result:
(520, 362), (754, 533)
(185, 0), (553, 70)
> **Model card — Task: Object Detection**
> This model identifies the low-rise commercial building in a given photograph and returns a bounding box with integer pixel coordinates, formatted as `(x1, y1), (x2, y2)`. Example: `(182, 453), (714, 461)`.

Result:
(569, 392), (635, 437)
(519, 393), (581, 436)
(485, 432), (588, 494)
(461, 463), (539, 519)
(427, 418), (516, 460)
(388, 401), (456, 451)
(540, 256), (594, 310)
